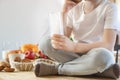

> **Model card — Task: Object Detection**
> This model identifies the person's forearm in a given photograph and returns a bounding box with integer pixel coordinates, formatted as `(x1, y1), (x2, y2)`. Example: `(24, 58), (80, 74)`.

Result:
(62, 12), (72, 37)
(74, 41), (114, 53)
(73, 29), (117, 53)
(62, 0), (77, 37)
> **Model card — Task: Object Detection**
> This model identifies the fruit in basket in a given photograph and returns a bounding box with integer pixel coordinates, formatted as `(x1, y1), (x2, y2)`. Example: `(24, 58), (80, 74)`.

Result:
(38, 51), (49, 59)
(25, 50), (35, 59)
(21, 44), (39, 53)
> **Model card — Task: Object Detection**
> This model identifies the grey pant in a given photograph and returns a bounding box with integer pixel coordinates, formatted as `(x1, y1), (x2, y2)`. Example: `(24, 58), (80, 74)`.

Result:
(39, 35), (115, 75)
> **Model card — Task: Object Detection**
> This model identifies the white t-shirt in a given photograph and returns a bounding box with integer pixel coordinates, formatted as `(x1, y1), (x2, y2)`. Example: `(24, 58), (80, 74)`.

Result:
(67, 0), (119, 43)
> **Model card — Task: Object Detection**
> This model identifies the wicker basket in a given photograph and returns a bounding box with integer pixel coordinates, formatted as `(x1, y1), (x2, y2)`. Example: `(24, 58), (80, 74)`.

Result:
(13, 62), (33, 71)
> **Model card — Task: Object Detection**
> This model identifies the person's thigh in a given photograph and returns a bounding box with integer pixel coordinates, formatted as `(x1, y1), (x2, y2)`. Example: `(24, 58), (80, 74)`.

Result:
(58, 48), (115, 75)
(39, 34), (80, 63)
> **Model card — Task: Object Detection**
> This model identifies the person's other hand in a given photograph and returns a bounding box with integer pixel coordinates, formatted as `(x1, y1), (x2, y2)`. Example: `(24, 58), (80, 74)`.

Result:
(51, 34), (75, 52)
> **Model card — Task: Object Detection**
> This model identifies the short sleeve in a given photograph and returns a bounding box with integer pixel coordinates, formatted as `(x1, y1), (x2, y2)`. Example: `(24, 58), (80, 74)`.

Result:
(104, 3), (120, 31)
(66, 10), (73, 28)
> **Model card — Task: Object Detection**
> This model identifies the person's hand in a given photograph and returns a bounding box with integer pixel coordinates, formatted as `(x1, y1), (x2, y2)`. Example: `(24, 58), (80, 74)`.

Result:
(51, 34), (76, 52)
(62, 0), (77, 13)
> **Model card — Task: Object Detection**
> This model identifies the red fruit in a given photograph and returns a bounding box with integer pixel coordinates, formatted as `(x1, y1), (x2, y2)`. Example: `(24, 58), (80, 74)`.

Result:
(39, 51), (44, 57)
(44, 55), (48, 58)
(25, 51), (35, 59)
(39, 51), (49, 59)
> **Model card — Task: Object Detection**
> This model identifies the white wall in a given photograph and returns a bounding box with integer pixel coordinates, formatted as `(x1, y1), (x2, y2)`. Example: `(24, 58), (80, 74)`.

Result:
(0, 0), (64, 59)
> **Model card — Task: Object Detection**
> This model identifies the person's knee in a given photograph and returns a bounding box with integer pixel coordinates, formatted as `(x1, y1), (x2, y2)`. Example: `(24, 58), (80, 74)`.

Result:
(89, 48), (115, 68)
(39, 35), (52, 53)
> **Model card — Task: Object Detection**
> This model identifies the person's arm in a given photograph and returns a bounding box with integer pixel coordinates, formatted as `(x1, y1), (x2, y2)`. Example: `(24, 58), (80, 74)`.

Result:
(62, 0), (77, 37)
(51, 1), (118, 53)
(51, 29), (117, 53)
(62, 2), (118, 53)
(62, 0), (81, 37)
(62, 0), (79, 13)
(74, 29), (117, 53)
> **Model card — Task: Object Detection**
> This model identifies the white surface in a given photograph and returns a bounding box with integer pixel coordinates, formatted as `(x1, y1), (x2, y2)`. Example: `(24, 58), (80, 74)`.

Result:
(0, 0), (64, 59)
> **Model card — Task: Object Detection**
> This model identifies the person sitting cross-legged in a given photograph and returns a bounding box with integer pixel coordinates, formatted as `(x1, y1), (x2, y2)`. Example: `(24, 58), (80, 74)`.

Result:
(35, 0), (120, 79)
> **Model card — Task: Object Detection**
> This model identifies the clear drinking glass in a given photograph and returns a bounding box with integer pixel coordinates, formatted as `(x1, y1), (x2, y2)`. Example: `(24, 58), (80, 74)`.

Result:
(49, 12), (64, 37)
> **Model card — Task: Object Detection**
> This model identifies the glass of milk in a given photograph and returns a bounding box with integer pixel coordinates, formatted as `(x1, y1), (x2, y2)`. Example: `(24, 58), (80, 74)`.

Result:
(49, 12), (64, 37)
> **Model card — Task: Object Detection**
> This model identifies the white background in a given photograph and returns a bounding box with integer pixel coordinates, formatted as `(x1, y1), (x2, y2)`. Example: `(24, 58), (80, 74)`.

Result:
(0, 0), (119, 59)
(0, 0), (64, 59)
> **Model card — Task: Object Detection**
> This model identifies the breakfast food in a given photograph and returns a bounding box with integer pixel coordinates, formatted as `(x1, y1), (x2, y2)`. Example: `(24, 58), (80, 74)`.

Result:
(0, 61), (11, 68)
(21, 44), (39, 53)
(20, 44), (40, 60)
(0, 66), (4, 71)
(21, 59), (31, 62)
(3, 50), (22, 62)
(4, 67), (15, 72)
(13, 57), (33, 71)
(8, 50), (22, 54)
(38, 51), (49, 59)
(0, 60), (15, 72)
(24, 50), (36, 59)
(14, 56), (21, 62)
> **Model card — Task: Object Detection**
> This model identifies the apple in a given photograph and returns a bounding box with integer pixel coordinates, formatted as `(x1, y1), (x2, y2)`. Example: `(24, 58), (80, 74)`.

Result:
(39, 51), (49, 59)
(25, 50), (35, 59)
